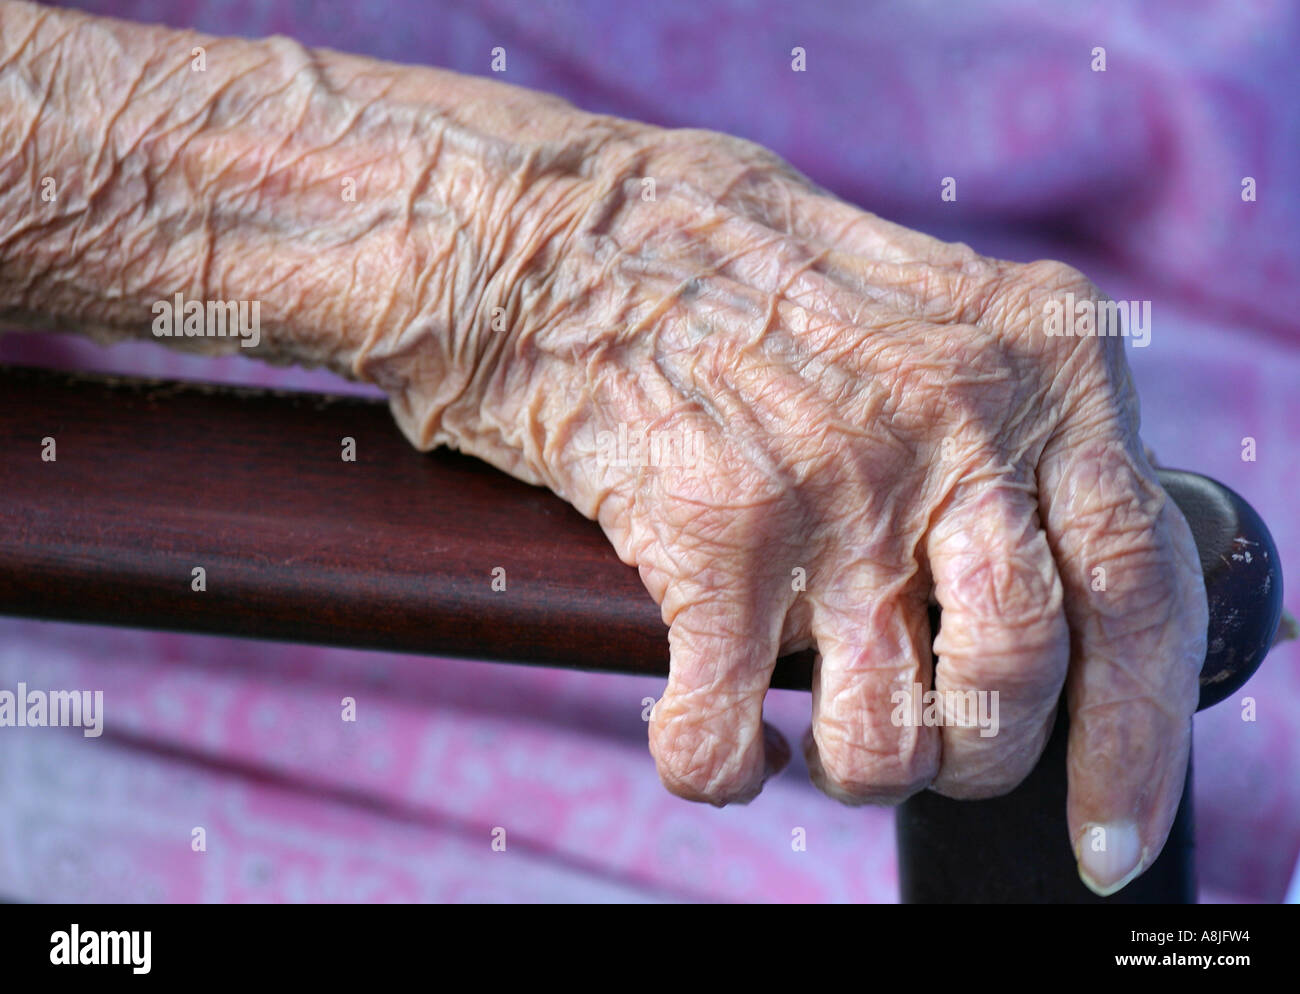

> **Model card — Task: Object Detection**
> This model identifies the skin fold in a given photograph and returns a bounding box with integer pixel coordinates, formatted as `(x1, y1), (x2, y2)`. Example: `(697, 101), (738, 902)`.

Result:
(0, 1), (1207, 896)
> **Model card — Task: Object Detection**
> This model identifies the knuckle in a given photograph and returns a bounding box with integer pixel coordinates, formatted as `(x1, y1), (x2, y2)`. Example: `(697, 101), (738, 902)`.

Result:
(1055, 457), (1206, 691)
(939, 639), (1065, 704)
(930, 489), (1067, 646)
(934, 558), (1067, 677)
(983, 259), (1111, 349)
(815, 725), (934, 803)
(936, 736), (1043, 800)
(1018, 262), (1134, 400)
(1020, 258), (1100, 299)
(1056, 441), (1167, 546)
(922, 253), (1007, 325)
(948, 551), (1063, 631)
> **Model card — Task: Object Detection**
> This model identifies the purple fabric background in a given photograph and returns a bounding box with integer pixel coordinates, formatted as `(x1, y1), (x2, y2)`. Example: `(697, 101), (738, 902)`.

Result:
(1, 0), (1296, 902)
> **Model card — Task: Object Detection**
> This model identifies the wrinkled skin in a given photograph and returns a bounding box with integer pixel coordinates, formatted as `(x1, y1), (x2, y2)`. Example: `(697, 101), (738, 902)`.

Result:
(418, 128), (1207, 896)
(0, 3), (1207, 897)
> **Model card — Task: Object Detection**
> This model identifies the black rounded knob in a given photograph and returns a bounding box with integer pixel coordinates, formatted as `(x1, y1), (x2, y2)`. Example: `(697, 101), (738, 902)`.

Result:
(1156, 469), (1284, 711)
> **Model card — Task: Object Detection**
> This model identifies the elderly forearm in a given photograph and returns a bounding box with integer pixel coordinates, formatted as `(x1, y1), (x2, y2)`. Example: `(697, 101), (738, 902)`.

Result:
(0, 0), (627, 398)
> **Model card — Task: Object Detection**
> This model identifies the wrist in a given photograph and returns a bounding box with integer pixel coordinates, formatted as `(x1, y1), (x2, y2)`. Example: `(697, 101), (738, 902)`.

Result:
(368, 104), (649, 479)
(0, 0), (657, 498)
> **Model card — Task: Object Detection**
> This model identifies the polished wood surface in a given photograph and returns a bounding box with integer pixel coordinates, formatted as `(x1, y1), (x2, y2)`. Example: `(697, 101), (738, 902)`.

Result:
(0, 364), (816, 686)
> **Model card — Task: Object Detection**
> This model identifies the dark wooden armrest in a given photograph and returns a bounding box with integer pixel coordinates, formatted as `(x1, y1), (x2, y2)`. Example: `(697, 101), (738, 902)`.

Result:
(0, 364), (814, 684)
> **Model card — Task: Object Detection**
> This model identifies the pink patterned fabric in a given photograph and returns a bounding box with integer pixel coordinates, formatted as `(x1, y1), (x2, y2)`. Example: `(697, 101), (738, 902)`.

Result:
(0, 0), (1296, 902)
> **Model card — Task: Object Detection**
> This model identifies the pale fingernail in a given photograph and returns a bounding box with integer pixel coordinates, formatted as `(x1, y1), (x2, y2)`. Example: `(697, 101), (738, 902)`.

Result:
(1076, 821), (1146, 897)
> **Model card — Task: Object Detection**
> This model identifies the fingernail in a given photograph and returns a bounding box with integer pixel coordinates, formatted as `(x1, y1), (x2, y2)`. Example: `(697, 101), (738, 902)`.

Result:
(1076, 821), (1146, 897)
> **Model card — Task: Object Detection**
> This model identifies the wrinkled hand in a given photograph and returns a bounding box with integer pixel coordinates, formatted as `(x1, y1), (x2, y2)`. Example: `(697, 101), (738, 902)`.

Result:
(0, 2), (1207, 898)
(444, 125), (1207, 896)
(379, 122), (1207, 896)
